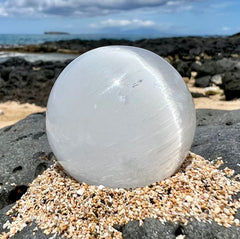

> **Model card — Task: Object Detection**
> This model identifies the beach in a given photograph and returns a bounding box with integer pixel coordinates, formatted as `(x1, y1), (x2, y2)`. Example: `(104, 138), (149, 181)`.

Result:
(0, 101), (45, 129)
(0, 35), (240, 238)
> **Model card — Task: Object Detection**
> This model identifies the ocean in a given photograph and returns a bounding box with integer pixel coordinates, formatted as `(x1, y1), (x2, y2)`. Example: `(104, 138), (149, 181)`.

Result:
(0, 33), (143, 45)
(0, 51), (78, 63)
(0, 33), (145, 62)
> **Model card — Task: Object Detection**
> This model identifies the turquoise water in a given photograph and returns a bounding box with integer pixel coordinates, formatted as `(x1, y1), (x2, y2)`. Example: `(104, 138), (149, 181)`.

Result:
(0, 34), (143, 45)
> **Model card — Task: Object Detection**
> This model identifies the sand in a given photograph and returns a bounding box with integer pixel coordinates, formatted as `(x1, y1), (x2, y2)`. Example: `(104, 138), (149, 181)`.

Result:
(0, 87), (239, 130)
(0, 101), (46, 129)
(2, 153), (240, 238)
(190, 86), (240, 110)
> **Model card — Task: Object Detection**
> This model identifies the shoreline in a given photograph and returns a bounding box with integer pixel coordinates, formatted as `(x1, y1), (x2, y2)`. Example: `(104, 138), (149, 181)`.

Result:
(0, 51), (77, 63)
(0, 34), (239, 57)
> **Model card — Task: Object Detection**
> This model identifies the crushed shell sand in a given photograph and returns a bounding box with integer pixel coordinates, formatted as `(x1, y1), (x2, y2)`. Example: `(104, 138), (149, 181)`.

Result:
(1, 152), (240, 238)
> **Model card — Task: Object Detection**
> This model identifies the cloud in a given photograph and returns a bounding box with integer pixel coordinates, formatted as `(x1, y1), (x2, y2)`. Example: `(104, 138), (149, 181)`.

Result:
(0, 0), (199, 17)
(99, 19), (155, 28)
(210, 2), (235, 9)
(0, 7), (7, 16)
(222, 26), (231, 31)
(90, 18), (173, 36)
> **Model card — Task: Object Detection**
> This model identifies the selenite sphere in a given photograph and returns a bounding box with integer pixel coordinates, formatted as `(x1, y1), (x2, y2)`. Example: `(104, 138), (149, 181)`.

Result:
(46, 46), (196, 188)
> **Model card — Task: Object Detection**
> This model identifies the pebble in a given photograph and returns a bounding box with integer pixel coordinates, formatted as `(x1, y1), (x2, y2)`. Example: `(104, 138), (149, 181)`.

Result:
(1, 153), (240, 239)
(211, 74), (222, 85)
(204, 86), (222, 95)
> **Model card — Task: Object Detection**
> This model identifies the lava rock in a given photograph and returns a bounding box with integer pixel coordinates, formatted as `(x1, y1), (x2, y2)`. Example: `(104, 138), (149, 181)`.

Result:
(192, 61), (217, 77)
(216, 58), (240, 72)
(2, 57), (29, 67)
(195, 109), (240, 126)
(191, 58), (240, 78)
(8, 68), (29, 88)
(172, 60), (192, 78)
(2, 35), (240, 59)
(121, 219), (240, 239)
(0, 112), (54, 210)
(191, 109), (240, 173)
(0, 204), (63, 239)
(1, 55), (240, 106)
(121, 219), (178, 239)
(182, 220), (240, 239)
(10, 222), (62, 239)
(38, 36), (240, 58)
(0, 204), (14, 235)
(0, 58), (69, 106)
(195, 75), (211, 87)
(0, 66), (14, 81)
(0, 77), (6, 88)
(222, 70), (240, 100)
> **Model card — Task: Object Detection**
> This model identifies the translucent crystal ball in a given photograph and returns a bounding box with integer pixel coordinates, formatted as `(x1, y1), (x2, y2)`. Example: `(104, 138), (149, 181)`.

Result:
(46, 46), (196, 188)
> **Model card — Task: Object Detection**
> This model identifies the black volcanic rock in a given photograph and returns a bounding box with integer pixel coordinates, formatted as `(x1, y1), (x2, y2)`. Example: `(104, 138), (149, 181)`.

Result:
(2, 58), (30, 67)
(195, 75), (211, 87)
(172, 60), (192, 78)
(0, 58), (70, 106)
(222, 70), (240, 100)
(121, 218), (240, 239)
(195, 109), (240, 126)
(121, 219), (178, 239)
(1, 39), (240, 104)
(0, 109), (240, 238)
(191, 58), (238, 78)
(0, 113), (54, 210)
(192, 61), (217, 77)
(191, 109), (240, 173)
(190, 57), (240, 98)
(1, 35), (240, 58)
(38, 36), (240, 58)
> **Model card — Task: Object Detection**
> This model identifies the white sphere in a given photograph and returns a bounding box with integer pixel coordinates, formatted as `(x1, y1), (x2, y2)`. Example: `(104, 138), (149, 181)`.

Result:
(46, 46), (196, 188)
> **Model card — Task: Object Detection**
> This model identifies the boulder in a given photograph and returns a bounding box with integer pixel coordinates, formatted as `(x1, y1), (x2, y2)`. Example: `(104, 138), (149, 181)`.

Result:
(0, 58), (68, 106)
(191, 109), (240, 173)
(0, 112), (54, 210)
(191, 61), (217, 77)
(195, 75), (211, 87)
(191, 58), (240, 80)
(222, 70), (240, 100)
(171, 60), (192, 78)
(210, 74), (222, 86)
(216, 58), (240, 72)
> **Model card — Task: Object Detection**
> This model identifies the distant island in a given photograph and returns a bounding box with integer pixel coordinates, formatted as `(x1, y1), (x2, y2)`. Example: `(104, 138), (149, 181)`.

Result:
(44, 31), (69, 35)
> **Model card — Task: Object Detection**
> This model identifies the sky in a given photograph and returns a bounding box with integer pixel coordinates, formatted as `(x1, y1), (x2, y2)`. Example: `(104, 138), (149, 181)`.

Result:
(0, 0), (239, 36)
